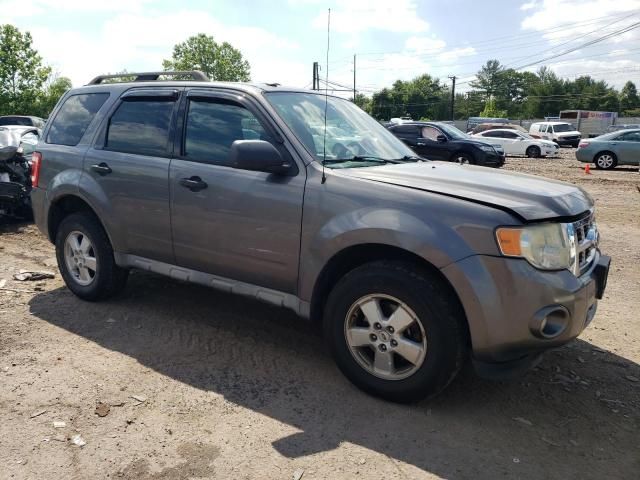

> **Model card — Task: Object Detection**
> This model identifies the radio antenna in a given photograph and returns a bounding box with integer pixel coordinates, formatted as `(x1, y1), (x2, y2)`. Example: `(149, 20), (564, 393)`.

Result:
(321, 8), (330, 184)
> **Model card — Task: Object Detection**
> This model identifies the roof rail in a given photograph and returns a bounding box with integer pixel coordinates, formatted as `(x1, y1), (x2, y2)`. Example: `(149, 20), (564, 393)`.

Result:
(87, 71), (209, 85)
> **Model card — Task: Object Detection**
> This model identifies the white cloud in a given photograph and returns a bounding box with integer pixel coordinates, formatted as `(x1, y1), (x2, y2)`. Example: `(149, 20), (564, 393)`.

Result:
(517, 0), (640, 87)
(521, 0), (640, 37)
(311, 0), (429, 33)
(0, 0), (151, 20)
(437, 47), (476, 62)
(405, 36), (446, 53)
(24, 9), (305, 87)
(548, 58), (640, 88)
(520, 1), (538, 10)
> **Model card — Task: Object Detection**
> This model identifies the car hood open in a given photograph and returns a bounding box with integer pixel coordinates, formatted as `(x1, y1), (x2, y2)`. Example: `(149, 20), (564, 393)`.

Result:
(340, 161), (593, 221)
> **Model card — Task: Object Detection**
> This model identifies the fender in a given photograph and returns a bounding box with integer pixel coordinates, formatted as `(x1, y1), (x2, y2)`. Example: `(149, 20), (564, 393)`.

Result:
(46, 169), (125, 253)
(298, 206), (478, 302)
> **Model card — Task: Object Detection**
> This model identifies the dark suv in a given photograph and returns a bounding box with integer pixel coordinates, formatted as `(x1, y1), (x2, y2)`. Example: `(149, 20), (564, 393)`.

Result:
(387, 121), (505, 167)
(30, 71), (610, 402)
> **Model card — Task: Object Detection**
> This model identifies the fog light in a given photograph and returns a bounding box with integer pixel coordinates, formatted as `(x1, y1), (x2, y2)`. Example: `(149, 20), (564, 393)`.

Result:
(530, 305), (570, 339)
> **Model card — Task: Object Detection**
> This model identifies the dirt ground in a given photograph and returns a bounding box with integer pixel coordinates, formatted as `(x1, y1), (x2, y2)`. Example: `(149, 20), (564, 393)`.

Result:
(1, 149), (639, 480)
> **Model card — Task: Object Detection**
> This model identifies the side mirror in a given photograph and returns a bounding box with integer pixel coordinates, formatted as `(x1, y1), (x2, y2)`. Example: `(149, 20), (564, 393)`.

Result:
(230, 140), (293, 176)
(517, 137), (524, 141)
(436, 134), (447, 143)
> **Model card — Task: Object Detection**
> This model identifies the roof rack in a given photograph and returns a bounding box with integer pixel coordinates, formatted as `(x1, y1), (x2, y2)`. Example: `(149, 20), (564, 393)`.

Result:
(87, 71), (209, 85)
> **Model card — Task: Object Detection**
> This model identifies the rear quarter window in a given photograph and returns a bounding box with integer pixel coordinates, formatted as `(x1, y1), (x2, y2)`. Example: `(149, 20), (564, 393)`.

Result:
(47, 93), (110, 146)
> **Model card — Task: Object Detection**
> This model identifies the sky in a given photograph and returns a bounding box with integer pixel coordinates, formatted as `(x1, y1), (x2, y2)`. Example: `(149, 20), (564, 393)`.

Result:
(2, 0), (640, 95)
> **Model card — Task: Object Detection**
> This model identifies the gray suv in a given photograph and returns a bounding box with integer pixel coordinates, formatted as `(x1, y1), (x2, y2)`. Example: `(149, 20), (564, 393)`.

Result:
(31, 71), (610, 402)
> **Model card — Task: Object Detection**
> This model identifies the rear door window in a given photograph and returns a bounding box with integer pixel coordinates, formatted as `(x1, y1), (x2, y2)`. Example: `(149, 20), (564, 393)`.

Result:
(619, 131), (640, 142)
(392, 124), (420, 136)
(47, 93), (109, 146)
(105, 98), (175, 156)
(500, 131), (518, 139)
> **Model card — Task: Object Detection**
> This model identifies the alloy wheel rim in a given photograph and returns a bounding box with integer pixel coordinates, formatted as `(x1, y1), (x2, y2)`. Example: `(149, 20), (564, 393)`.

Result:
(597, 155), (613, 168)
(344, 294), (427, 381)
(456, 156), (469, 164)
(64, 230), (97, 286)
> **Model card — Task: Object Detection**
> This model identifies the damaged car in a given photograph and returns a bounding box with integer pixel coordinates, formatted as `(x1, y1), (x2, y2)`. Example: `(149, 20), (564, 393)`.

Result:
(0, 127), (39, 220)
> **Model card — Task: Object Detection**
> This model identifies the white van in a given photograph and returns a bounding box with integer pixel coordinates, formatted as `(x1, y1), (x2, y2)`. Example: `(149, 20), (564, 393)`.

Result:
(529, 122), (582, 147)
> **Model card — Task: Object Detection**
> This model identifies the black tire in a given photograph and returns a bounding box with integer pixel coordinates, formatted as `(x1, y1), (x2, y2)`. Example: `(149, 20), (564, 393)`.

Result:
(55, 212), (128, 301)
(526, 146), (541, 158)
(594, 151), (617, 170)
(324, 261), (467, 403)
(451, 152), (474, 165)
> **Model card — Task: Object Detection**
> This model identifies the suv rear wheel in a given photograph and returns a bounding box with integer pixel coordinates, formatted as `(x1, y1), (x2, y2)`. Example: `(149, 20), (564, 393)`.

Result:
(55, 213), (128, 301)
(324, 261), (467, 402)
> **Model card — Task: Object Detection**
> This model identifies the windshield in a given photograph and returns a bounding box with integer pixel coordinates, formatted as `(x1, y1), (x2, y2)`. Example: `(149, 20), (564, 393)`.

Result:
(552, 123), (574, 132)
(0, 117), (32, 126)
(438, 123), (467, 140)
(265, 92), (417, 168)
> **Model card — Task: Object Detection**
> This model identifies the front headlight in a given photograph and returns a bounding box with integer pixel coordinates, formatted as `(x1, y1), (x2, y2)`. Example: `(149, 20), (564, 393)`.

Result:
(479, 145), (495, 153)
(496, 223), (575, 270)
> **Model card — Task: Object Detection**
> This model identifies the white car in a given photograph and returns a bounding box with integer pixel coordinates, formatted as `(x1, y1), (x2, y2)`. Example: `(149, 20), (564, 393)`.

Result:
(473, 129), (559, 158)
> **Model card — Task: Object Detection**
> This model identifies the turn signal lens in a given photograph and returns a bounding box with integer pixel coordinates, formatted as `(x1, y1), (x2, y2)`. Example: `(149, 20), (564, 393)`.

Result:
(496, 228), (523, 256)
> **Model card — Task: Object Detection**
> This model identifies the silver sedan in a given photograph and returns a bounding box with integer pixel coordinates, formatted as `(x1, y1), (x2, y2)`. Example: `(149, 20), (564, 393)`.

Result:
(575, 129), (640, 169)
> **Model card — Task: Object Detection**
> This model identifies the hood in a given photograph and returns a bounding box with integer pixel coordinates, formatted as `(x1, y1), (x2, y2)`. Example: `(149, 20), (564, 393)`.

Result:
(556, 130), (581, 137)
(339, 161), (593, 221)
(454, 138), (495, 148)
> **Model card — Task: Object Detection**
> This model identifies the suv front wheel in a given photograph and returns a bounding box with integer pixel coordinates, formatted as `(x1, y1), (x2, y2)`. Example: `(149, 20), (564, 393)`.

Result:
(55, 213), (129, 301)
(324, 261), (467, 403)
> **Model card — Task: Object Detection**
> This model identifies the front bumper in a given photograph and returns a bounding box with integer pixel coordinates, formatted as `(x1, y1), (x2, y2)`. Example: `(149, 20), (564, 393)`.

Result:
(441, 252), (610, 368)
(557, 137), (581, 147)
(478, 151), (505, 168)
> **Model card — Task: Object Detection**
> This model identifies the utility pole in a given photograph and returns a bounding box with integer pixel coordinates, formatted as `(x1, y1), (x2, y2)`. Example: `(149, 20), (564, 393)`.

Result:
(448, 75), (457, 121)
(312, 62), (319, 90)
(353, 54), (356, 103)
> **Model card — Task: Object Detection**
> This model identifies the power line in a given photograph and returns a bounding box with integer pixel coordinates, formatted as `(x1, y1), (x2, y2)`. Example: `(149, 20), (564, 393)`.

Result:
(453, 21), (640, 89)
(331, 12), (635, 63)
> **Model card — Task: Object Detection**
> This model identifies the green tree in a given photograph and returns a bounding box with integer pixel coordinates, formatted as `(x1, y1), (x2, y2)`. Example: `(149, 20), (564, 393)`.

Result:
(619, 81), (639, 114)
(33, 76), (72, 118)
(353, 92), (371, 113)
(369, 74), (446, 120)
(162, 34), (250, 81)
(0, 24), (52, 115)
(469, 59), (504, 97)
(479, 97), (507, 118)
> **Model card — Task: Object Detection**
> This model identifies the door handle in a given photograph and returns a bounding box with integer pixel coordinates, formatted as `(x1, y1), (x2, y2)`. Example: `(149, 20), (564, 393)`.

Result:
(179, 176), (208, 192)
(90, 162), (112, 175)
(416, 142), (426, 146)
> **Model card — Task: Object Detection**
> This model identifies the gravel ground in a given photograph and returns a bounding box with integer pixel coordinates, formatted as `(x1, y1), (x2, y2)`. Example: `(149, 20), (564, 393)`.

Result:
(1, 148), (639, 480)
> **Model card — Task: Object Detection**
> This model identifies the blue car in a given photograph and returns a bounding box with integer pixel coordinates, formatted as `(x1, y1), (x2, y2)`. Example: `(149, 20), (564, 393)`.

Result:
(575, 129), (640, 169)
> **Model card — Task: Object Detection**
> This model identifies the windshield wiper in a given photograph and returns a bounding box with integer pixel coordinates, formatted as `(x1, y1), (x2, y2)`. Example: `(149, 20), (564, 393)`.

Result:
(323, 155), (403, 165)
(399, 155), (423, 162)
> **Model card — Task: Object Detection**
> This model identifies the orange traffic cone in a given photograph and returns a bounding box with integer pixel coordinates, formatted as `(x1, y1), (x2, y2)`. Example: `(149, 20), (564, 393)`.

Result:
(585, 164), (591, 174)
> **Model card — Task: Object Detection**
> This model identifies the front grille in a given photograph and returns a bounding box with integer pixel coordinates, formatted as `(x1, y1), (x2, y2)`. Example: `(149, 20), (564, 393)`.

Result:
(571, 213), (597, 275)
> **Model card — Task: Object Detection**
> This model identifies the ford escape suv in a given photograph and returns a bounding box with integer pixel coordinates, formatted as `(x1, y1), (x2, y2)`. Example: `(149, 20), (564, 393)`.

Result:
(31, 71), (610, 402)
